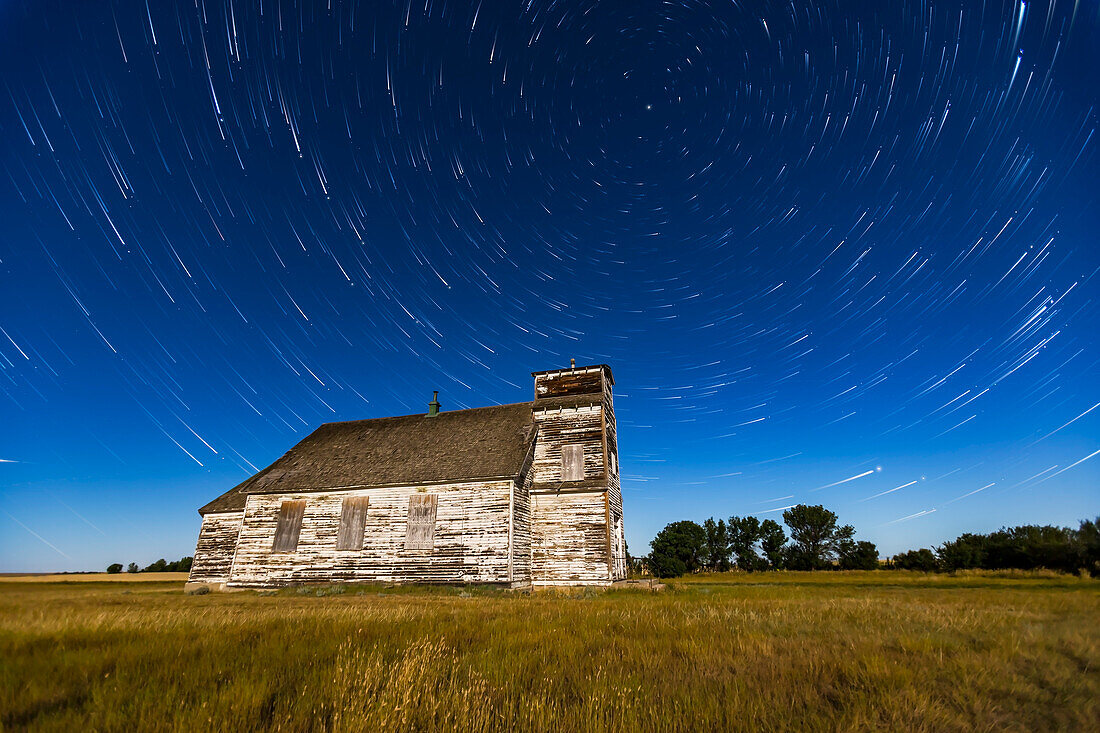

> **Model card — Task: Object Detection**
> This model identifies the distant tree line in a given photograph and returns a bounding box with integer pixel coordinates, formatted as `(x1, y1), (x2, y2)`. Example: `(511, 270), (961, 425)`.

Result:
(637, 509), (1100, 579)
(644, 504), (879, 578)
(106, 557), (193, 574)
(889, 519), (1099, 575)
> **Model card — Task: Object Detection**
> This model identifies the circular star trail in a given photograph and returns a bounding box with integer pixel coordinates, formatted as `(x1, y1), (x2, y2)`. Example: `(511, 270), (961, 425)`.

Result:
(0, 0), (1097, 568)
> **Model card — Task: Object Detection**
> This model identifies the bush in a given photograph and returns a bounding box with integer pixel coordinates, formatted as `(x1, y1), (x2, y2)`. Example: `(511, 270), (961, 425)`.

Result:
(647, 552), (687, 579)
(892, 548), (938, 572)
(934, 521), (1099, 574)
(839, 540), (880, 570)
(106, 563), (123, 574)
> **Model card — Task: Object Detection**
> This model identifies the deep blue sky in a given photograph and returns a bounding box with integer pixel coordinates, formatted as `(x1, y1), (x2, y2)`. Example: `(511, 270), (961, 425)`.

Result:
(1, 0), (1097, 572)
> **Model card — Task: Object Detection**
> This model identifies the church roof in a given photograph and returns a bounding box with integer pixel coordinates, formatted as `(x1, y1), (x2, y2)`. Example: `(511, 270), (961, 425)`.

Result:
(199, 402), (536, 514)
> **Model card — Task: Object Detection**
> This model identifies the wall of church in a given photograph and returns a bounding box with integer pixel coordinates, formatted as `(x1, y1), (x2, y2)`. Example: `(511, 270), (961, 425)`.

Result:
(603, 377), (627, 580)
(530, 491), (611, 585)
(531, 404), (605, 484)
(188, 511), (244, 585)
(510, 463), (534, 585)
(223, 480), (515, 588)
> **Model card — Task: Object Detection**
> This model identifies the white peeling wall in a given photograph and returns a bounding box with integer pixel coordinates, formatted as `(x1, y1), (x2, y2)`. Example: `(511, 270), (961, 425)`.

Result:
(188, 512), (244, 584)
(226, 480), (513, 588)
(530, 491), (611, 585)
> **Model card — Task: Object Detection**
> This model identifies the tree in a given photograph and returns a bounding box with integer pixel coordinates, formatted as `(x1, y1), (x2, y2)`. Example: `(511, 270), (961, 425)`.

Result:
(728, 516), (765, 571)
(839, 540), (879, 570)
(143, 558), (168, 573)
(892, 548), (938, 571)
(106, 563), (123, 574)
(126, 562), (139, 574)
(648, 521), (707, 578)
(759, 519), (787, 569)
(702, 518), (731, 571)
(1078, 518), (1100, 574)
(833, 524), (857, 568)
(782, 504), (851, 570)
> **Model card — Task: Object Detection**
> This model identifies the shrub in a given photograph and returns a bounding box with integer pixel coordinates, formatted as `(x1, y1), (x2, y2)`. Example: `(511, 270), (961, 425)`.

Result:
(839, 540), (880, 570)
(892, 548), (938, 572)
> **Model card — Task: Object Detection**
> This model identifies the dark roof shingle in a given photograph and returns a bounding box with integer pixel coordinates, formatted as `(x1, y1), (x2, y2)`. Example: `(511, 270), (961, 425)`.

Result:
(199, 402), (534, 514)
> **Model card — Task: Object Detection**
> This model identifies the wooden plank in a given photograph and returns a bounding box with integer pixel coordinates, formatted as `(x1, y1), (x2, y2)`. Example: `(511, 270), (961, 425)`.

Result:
(561, 443), (584, 481)
(512, 471), (533, 585)
(601, 374), (612, 576)
(336, 496), (369, 551)
(534, 369), (604, 399)
(271, 500), (305, 552)
(405, 493), (437, 550)
(507, 481), (515, 583)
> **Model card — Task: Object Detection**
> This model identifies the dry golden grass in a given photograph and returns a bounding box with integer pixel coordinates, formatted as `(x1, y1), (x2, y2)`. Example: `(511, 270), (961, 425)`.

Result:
(0, 572), (190, 584)
(1, 571), (1096, 731)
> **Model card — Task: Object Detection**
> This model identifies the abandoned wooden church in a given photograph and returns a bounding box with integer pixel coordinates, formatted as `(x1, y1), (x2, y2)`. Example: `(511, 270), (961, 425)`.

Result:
(187, 363), (626, 589)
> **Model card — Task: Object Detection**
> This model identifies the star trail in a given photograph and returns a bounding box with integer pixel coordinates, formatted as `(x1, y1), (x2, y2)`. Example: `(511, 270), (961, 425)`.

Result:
(1, 0), (1097, 570)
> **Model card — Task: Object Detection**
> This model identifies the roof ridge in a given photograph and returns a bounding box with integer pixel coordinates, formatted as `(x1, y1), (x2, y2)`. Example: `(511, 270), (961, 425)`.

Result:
(319, 400), (533, 427)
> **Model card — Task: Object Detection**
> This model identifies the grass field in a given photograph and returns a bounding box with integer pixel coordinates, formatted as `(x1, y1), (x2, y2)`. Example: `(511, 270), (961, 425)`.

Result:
(0, 572), (190, 584)
(1, 571), (1096, 731)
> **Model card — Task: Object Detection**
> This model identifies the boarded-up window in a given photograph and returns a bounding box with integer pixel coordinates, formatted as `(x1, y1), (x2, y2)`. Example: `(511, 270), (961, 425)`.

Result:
(272, 500), (305, 552)
(562, 444), (584, 481)
(336, 496), (369, 551)
(405, 494), (437, 550)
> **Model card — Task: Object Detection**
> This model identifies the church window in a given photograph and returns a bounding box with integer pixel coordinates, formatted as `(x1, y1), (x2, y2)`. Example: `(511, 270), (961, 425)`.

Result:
(336, 496), (369, 551)
(562, 444), (584, 481)
(272, 500), (305, 552)
(405, 494), (437, 550)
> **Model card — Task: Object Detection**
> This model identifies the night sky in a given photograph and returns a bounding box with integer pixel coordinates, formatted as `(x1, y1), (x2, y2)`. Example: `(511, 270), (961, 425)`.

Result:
(1, 0), (1097, 572)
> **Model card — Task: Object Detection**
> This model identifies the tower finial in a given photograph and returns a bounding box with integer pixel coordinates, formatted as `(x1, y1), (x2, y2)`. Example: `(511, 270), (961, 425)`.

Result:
(570, 358), (576, 369)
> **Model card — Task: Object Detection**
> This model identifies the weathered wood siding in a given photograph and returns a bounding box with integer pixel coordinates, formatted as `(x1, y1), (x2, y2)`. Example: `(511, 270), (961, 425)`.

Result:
(603, 376), (627, 580)
(534, 368), (605, 400)
(510, 463), (533, 585)
(530, 491), (610, 585)
(531, 405), (604, 484)
(188, 512), (244, 584)
(607, 478), (626, 580)
(226, 480), (513, 588)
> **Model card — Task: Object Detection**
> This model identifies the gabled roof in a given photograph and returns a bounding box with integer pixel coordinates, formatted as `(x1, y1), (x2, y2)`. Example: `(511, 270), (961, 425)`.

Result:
(199, 402), (535, 514)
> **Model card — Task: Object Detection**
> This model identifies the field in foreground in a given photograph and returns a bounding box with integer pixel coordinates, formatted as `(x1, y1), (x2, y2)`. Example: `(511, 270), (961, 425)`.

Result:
(1, 572), (1096, 731)
(0, 572), (190, 583)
